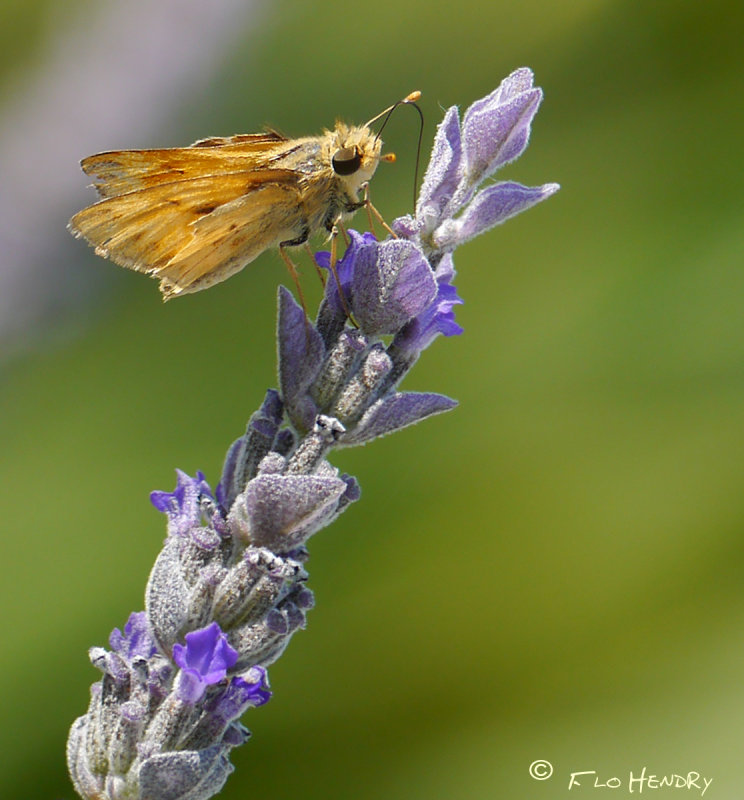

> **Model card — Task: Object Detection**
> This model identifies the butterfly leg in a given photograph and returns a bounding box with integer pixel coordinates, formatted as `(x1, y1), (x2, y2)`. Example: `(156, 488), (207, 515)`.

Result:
(360, 182), (397, 239)
(279, 243), (319, 349)
(335, 220), (350, 247)
(304, 243), (327, 287)
(278, 233), (310, 319)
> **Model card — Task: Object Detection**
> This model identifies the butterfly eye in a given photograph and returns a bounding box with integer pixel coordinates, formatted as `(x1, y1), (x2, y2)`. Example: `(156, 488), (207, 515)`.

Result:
(332, 146), (362, 176)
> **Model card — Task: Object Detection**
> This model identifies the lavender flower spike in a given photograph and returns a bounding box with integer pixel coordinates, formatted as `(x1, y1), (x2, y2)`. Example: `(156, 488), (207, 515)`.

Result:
(67, 69), (558, 800)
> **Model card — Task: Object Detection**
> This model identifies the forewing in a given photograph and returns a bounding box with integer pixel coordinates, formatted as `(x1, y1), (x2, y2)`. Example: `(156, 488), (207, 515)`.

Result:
(80, 133), (289, 199)
(69, 169), (299, 278)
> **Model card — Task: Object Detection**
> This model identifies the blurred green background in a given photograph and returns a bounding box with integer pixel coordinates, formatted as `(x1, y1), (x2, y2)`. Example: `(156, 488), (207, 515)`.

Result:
(2, 0), (743, 797)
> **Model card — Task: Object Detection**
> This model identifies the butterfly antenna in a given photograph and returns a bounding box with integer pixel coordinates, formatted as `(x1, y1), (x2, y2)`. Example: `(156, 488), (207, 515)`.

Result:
(366, 91), (424, 209)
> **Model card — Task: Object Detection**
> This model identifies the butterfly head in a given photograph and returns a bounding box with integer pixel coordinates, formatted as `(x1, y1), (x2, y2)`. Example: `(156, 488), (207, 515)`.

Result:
(328, 123), (390, 191)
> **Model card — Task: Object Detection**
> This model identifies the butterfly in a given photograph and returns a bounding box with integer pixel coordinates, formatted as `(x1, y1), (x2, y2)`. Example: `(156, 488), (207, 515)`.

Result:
(69, 92), (420, 301)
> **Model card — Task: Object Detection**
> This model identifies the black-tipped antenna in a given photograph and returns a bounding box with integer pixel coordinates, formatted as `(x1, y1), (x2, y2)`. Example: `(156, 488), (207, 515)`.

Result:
(366, 91), (424, 210)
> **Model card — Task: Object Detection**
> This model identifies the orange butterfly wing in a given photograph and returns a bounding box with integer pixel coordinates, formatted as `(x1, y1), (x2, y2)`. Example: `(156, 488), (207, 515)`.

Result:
(69, 134), (308, 298)
(80, 132), (288, 198)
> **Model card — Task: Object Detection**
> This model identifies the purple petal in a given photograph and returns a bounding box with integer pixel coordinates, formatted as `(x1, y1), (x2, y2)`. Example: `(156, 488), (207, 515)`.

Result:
(207, 671), (272, 725)
(318, 230), (377, 317)
(434, 181), (560, 250)
(173, 622), (238, 703)
(174, 669), (206, 705)
(237, 668), (272, 707)
(458, 69), (543, 195)
(416, 105), (462, 226)
(109, 612), (157, 660)
(150, 470), (214, 538)
(353, 239), (438, 336)
(390, 253), (464, 356)
(242, 473), (348, 550)
(465, 67), (535, 118)
(341, 392), (458, 445)
(277, 287), (324, 433)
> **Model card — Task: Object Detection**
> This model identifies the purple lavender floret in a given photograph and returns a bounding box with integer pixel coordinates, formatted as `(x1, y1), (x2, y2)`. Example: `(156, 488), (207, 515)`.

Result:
(67, 68), (558, 800)
(316, 231), (438, 336)
(150, 470), (215, 539)
(172, 623), (239, 704)
(109, 612), (157, 660)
